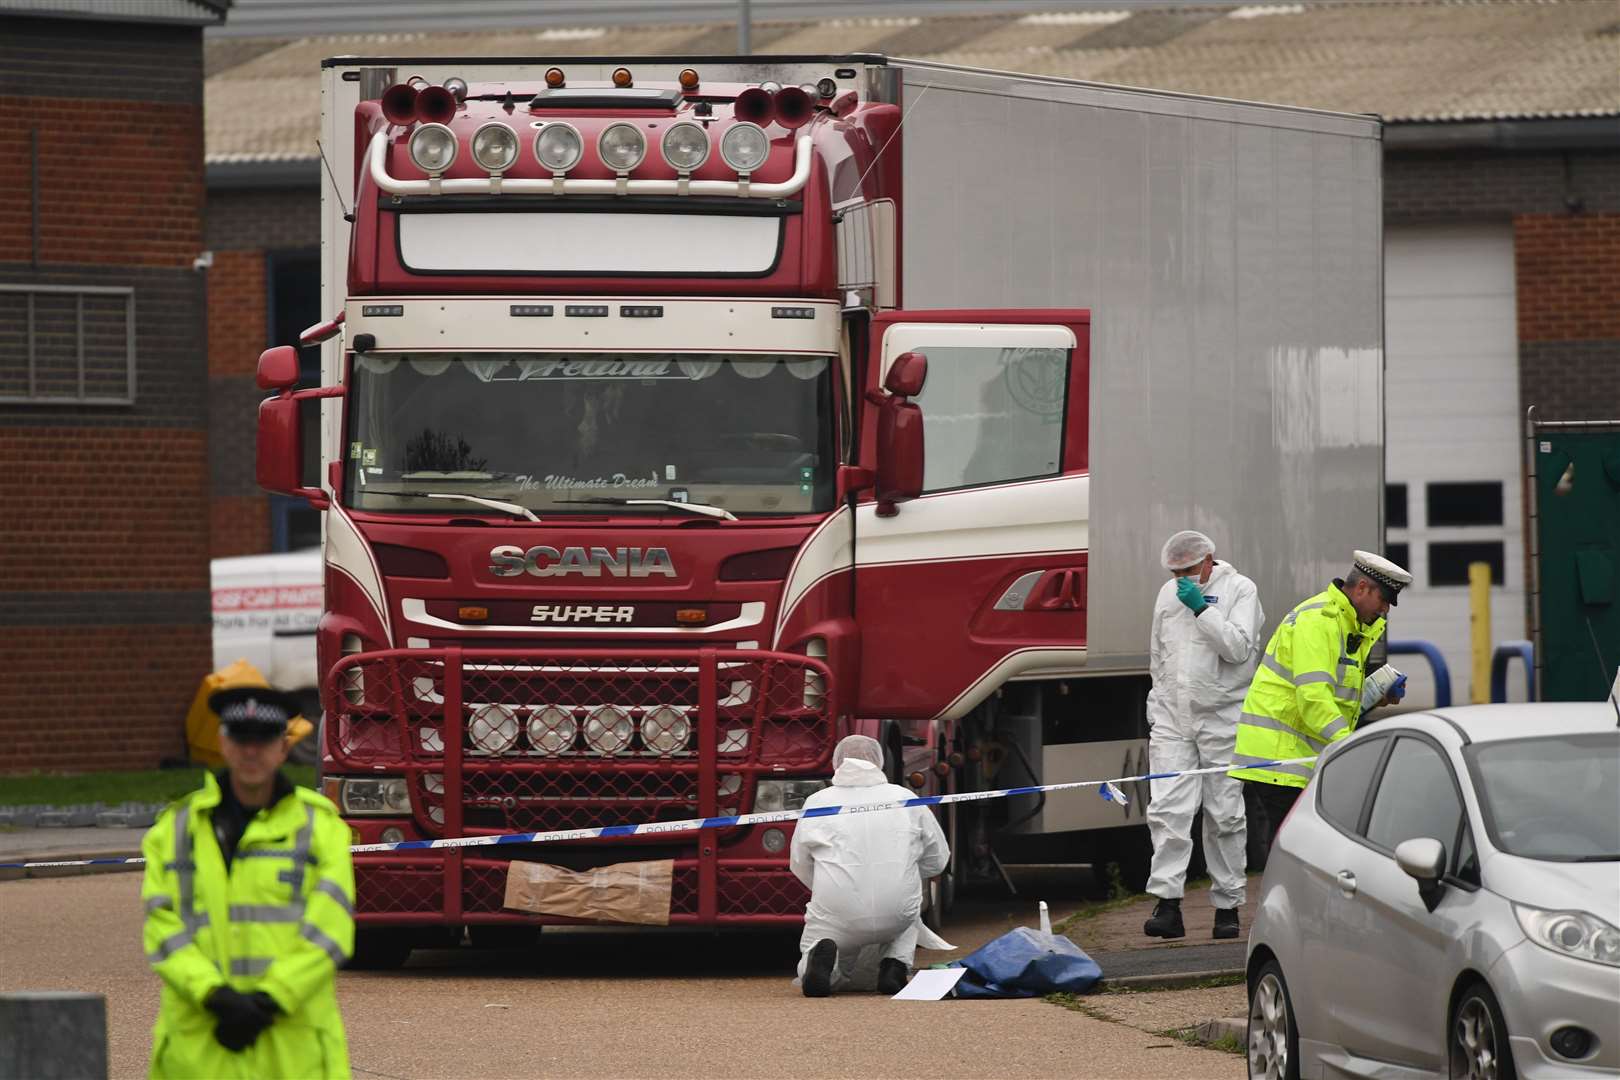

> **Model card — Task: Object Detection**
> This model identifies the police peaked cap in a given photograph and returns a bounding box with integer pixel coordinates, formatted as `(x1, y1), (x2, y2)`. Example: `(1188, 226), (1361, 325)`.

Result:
(1351, 549), (1413, 605)
(208, 685), (301, 737)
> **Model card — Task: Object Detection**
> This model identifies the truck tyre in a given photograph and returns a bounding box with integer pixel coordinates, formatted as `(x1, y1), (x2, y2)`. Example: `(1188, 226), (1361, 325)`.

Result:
(1105, 825), (1153, 897)
(922, 871), (954, 933)
(468, 923), (541, 951)
(347, 928), (412, 971)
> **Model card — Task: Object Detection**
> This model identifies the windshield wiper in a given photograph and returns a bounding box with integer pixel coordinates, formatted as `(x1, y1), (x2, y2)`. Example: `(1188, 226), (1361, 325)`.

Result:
(560, 496), (736, 521)
(391, 491), (540, 522)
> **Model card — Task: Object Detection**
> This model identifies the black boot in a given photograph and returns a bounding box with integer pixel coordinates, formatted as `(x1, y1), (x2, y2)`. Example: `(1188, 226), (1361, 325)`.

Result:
(1213, 907), (1240, 940)
(801, 939), (837, 997)
(1143, 897), (1185, 939)
(877, 958), (909, 995)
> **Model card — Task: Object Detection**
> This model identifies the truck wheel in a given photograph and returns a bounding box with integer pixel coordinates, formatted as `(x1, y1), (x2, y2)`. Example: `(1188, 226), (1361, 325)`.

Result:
(468, 923), (541, 951)
(347, 928), (412, 971)
(1105, 826), (1153, 897)
(922, 872), (954, 933)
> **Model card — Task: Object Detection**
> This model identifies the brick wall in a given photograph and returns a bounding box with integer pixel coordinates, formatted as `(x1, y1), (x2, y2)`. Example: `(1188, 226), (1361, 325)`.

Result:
(1515, 212), (1620, 422)
(0, 16), (211, 773)
(1388, 146), (1620, 426)
(202, 184), (323, 558)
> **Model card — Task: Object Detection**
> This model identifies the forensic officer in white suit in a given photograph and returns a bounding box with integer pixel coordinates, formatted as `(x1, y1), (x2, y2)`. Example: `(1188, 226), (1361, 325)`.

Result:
(790, 734), (950, 996)
(1142, 530), (1265, 941)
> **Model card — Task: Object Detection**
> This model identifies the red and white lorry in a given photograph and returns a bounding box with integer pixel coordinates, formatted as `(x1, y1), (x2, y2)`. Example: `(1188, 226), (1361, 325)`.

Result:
(256, 54), (1383, 963)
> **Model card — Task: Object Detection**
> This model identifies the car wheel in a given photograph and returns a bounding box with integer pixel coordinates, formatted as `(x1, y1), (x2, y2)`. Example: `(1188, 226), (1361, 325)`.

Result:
(1450, 982), (1517, 1080)
(1248, 960), (1300, 1080)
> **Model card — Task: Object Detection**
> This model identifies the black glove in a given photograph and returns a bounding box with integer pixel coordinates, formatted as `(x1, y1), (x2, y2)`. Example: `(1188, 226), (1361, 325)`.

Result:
(205, 986), (275, 1053)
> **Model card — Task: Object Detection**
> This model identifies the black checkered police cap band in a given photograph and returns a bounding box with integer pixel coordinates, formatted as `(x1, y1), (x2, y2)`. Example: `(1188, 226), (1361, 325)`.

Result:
(1352, 549), (1413, 607)
(208, 686), (297, 742)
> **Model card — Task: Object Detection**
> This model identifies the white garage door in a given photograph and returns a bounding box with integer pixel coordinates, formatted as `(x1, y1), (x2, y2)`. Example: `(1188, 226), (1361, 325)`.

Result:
(1385, 224), (1526, 706)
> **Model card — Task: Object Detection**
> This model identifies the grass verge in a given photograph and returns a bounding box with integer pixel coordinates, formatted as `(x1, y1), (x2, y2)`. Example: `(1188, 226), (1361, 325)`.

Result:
(1, 765), (318, 807)
(1161, 1025), (1245, 1055)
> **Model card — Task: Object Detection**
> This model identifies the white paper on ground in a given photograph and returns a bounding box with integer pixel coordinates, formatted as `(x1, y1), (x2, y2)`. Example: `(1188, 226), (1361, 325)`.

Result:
(891, 967), (967, 1000)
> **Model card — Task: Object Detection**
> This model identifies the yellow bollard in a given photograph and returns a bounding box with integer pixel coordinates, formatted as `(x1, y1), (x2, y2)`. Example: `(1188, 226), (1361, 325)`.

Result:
(1469, 561), (1491, 704)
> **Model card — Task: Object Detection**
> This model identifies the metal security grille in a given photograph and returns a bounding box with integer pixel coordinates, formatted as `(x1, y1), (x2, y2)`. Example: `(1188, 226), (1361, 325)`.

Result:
(0, 284), (136, 405)
(329, 646), (831, 925)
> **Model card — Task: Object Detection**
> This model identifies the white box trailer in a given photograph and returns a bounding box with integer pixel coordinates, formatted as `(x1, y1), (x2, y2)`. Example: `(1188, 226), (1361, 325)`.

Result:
(305, 56), (1382, 896)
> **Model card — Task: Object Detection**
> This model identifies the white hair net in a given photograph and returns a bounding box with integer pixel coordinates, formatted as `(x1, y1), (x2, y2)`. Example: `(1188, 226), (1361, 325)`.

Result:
(832, 734), (885, 771)
(1161, 530), (1216, 572)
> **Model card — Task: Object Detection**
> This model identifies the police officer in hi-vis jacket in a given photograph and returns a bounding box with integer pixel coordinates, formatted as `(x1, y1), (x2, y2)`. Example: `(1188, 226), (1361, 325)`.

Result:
(141, 686), (354, 1079)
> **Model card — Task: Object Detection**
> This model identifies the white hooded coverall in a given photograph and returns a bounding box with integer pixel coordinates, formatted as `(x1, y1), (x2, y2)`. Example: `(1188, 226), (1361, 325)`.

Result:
(1145, 560), (1264, 908)
(790, 735), (951, 992)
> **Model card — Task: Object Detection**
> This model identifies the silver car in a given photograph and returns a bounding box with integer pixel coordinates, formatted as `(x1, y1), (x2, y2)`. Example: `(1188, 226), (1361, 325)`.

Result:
(1246, 703), (1620, 1079)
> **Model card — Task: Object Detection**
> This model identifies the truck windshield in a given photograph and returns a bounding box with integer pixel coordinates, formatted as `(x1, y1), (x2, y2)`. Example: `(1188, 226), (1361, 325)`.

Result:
(343, 352), (837, 516)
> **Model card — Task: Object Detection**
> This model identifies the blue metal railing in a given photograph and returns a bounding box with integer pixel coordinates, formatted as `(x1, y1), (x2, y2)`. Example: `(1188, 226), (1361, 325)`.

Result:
(1389, 640), (1452, 708)
(1490, 640), (1535, 703)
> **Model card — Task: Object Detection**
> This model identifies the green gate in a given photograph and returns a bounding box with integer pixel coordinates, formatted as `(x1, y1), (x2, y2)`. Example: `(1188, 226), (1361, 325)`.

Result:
(1526, 409), (1620, 702)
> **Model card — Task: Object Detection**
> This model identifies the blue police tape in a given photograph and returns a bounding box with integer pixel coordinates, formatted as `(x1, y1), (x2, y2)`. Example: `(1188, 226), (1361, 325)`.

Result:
(0, 756), (1315, 871)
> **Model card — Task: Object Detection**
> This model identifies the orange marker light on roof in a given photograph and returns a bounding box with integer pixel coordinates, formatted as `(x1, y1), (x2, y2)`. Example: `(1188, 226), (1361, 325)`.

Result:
(545, 67), (565, 88)
(612, 67), (633, 88)
(678, 68), (700, 91)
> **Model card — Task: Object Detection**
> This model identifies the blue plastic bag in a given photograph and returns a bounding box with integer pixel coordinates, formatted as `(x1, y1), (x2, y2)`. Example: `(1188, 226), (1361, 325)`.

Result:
(947, 926), (1103, 998)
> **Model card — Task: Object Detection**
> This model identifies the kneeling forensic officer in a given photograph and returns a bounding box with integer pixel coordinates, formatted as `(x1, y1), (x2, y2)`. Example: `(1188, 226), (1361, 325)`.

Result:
(141, 687), (355, 1079)
(790, 734), (950, 996)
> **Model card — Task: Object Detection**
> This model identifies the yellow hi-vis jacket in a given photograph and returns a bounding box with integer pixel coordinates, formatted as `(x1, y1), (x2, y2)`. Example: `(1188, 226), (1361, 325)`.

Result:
(1229, 583), (1386, 789)
(141, 773), (354, 1080)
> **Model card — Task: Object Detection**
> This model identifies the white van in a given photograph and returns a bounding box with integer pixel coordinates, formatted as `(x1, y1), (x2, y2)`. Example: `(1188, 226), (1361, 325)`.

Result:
(210, 549), (323, 758)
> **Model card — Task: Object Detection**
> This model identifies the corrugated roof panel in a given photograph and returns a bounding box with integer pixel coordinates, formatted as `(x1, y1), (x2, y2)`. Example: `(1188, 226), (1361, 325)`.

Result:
(202, 1), (1620, 164)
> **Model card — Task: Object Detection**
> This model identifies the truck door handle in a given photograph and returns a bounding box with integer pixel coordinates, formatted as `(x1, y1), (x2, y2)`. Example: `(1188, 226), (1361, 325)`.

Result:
(1336, 870), (1357, 897)
(1036, 569), (1084, 610)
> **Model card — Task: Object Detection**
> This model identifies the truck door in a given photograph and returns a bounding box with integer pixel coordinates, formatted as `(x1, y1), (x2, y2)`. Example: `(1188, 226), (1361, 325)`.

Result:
(854, 310), (1090, 722)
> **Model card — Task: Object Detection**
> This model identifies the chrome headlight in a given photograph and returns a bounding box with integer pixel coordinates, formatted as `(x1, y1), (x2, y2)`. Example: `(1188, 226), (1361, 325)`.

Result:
(660, 121), (710, 171)
(408, 122), (459, 173)
(334, 777), (411, 816)
(584, 704), (634, 755)
(468, 703), (519, 755)
(597, 122), (647, 172)
(526, 705), (577, 755)
(534, 122), (583, 172)
(640, 705), (691, 756)
(720, 122), (769, 173)
(754, 779), (828, 814)
(470, 121), (519, 172)
(1514, 904), (1620, 967)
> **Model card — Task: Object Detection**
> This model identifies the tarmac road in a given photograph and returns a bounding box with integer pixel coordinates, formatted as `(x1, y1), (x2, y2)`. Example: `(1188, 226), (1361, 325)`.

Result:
(1, 872), (1244, 1079)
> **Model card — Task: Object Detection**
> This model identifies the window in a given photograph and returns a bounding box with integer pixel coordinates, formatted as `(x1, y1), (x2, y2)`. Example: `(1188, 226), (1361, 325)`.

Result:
(1317, 736), (1388, 832)
(0, 285), (135, 405)
(1429, 541), (1505, 587)
(1365, 737), (1464, 854)
(1387, 542), (1410, 571)
(271, 496), (322, 553)
(1386, 484), (1408, 529)
(1454, 827), (1480, 886)
(1426, 482), (1502, 527)
(911, 345), (1068, 493)
(344, 353), (836, 516)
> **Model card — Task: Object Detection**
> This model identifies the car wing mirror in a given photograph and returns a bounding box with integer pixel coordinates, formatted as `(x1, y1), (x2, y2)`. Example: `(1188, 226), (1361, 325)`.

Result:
(1395, 837), (1447, 912)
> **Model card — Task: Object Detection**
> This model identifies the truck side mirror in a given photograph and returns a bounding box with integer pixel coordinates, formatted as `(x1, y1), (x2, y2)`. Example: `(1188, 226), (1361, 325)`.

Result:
(872, 351), (927, 517)
(257, 345), (300, 391)
(256, 345), (343, 508)
(257, 395), (327, 508)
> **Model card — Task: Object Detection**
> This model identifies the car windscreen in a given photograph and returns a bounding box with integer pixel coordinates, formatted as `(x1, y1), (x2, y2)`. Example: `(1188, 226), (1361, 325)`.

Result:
(342, 352), (836, 516)
(1467, 732), (1619, 861)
